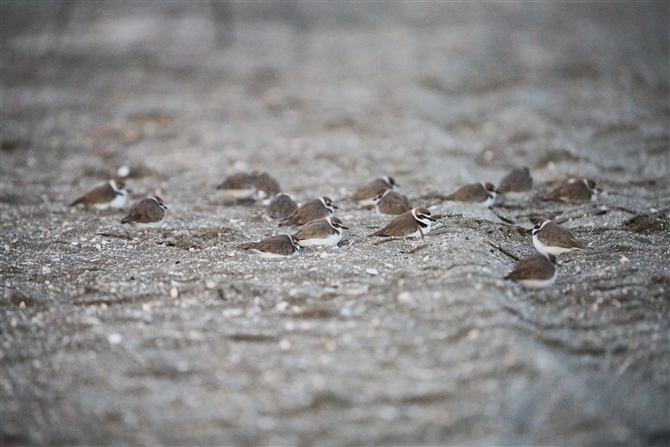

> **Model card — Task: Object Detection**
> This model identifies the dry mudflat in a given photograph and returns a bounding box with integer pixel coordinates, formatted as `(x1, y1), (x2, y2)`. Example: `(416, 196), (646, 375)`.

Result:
(1, 3), (669, 445)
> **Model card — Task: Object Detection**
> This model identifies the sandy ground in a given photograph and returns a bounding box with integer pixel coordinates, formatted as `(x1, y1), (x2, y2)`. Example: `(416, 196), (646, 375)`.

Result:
(1, 2), (669, 445)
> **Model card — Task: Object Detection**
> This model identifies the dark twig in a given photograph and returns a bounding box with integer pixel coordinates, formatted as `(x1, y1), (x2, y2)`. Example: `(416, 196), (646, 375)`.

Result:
(487, 242), (519, 262)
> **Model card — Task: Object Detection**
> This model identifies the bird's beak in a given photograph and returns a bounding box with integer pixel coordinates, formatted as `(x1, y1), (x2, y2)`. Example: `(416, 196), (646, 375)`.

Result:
(340, 225), (349, 230)
(331, 205), (338, 209)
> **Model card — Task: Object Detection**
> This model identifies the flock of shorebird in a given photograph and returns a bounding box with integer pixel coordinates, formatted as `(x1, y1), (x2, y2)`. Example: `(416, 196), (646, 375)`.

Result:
(70, 167), (598, 290)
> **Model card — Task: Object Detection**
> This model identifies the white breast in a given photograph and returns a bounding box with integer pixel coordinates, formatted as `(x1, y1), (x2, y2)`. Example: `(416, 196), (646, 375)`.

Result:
(357, 197), (378, 207)
(250, 249), (293, 259)
(297, 233), (342, 247)
(408, 224), (431, 238)
(223, 188), (256, 199)
(532, 235), (576, 256)
(110, 191), (129, 209)
(130, 218), (164, 229)
(517, 271), (557, 289)
(481, 194), (496, 208)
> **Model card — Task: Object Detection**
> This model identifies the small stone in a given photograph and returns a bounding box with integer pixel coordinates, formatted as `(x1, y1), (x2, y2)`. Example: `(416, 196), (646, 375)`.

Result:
(19, 301), (26, 309)
(206, 280), (216, 289)
(107, 333), (122, 344)
(366, 268), (379, 275)
(222, 308), (244, 318)
(620, 256), (630, 264)
(170, 287), (179, 298)
(117, 165), (131, 178)
(397, 292), (412, 303)
(278, 339), (291, 350)
(276, 301), (289, 311)
(42, 266), (51, 275)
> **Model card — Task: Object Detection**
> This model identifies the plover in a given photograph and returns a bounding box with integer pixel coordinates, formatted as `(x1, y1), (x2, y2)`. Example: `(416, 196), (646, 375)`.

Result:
(216, 173), (256, 200)
(251, 171), (281, 199)
(505, 254), (557, 289)
(350, 176), (398, 206)
(250, 234), (301, 258)
(266, 193), (298, 220)
(70, 179), (129, 210)
(293, 216), (348, 247)
(442, 182), (498, 207)
(278, 197), (337, 227)
(369, 207), (435, 238)
(498, 167), (533, 199)
(374, 189), (411, 215)
(545, 178), (598, 202)
(532, 218), (589, 257)
(121, 196), (167, 228)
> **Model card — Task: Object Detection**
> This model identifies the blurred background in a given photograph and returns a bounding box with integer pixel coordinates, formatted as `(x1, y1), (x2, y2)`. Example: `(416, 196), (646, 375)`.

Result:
(1, 2), (668, 446)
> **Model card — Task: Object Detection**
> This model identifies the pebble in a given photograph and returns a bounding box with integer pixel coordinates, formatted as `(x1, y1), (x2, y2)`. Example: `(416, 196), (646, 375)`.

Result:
(278, 339), (291, 350)
(222, 308), (244, 318)
(107, 333), (122, 344)
(206, 280), (216, 289)
(366, 268), (379, 275)
(117, 165), (131, 177)
(340, 307), (353, 317)
(397, 292), (412, 303)
(170, 287), (179, 298)
(620, 256), (631, 264)
(276, 301), (289, 311)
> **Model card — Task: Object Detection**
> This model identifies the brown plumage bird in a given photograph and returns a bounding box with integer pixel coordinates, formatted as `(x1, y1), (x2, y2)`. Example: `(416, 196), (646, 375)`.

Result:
(442, 182), (498, 207)
(216, 173), (256, 199)
(250, 234), (300, 258)
(505, 254), (557, 289)
(251, 171), (281, 199)
(374, 189), (411, 215)
(121, 196), (167, 228)
(350, 176), (398, 206)
(498, 167), (533, 199)
(532, 218), (589, 257)
(278, 197), (337, 227)
(369, 207), (435, 238)
(266, 193), (298, 220)
(293, 216), (348, 247)
(70, 179), (129, 210)
(544, 178), (598, 202)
